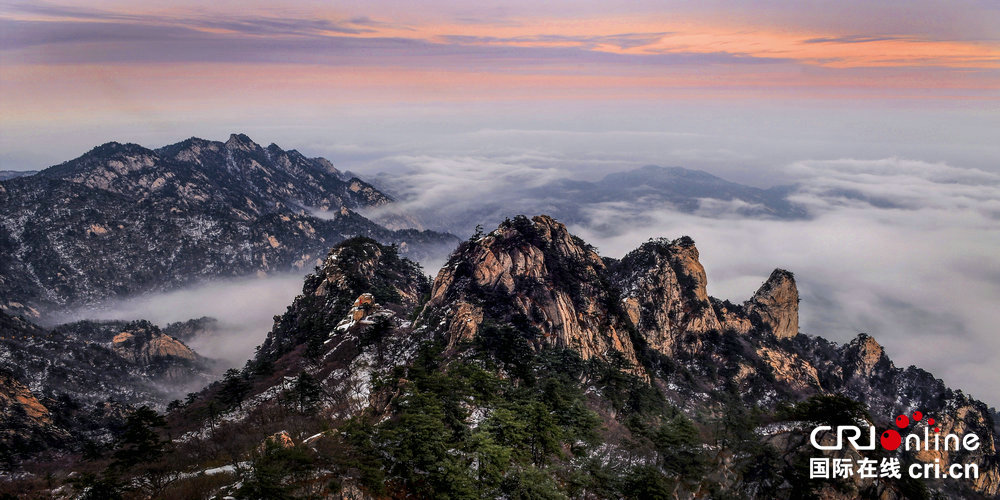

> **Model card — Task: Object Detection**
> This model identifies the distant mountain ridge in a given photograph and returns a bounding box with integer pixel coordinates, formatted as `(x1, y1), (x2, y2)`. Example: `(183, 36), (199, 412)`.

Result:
(0, 134), (459, 318)
(541, 164), (803, 215)
(0, 171), (37, 181)
(368, 164), (806, 236)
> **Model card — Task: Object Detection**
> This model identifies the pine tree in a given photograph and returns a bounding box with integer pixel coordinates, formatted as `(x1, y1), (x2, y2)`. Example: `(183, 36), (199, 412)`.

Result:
(218, 368), (251, 409)
(111, 406), (168, 470)
(289, 371), (323, 413)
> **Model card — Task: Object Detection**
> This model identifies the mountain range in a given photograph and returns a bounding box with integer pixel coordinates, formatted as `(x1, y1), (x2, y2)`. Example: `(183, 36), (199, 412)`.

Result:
(173, 217), (998, 498)
(0, 134), (458, 319)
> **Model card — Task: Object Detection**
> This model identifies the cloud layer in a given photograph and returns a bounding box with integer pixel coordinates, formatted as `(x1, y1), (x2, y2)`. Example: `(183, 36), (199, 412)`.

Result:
(51, 274), (306, 371)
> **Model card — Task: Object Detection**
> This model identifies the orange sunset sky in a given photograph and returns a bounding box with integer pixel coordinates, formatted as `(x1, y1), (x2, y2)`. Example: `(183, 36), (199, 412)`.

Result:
(0, 0), (998, 172)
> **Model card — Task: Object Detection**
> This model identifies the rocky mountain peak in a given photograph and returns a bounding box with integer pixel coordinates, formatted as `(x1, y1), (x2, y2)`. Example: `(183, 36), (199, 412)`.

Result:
(40, 141), (159, 186)
(313, 238), (422, 308)
(254, 236), (430, 363)
(86, 141), (120, 153)
(224, 133), (260, 152)
(312, 157), (342, 177)
(746, 268), (799, 339)
(424, 216), (807, 369)
(426, 215), (642, 373)
(528, 214), (604, 264)
(87, 142), (157, 163)
(162, 137), (221, 164)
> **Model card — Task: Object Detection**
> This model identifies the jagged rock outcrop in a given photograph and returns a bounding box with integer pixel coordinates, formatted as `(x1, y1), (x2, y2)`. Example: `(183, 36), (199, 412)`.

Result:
(110, 325), (198, 365)
(261, 430), (296, 450)
(609, 238), (800, 357)
(255, 236), (430, 363)
(746, 269), (799, 339)
(0, 370), (70, 456)
(312, 240), (426, 310)
(426, 215), (642, 373)
(612, 238), (722, 356)
(711, 298), (753, 334)
(841, 333), (889, 379)
(424, 216), (805, 372)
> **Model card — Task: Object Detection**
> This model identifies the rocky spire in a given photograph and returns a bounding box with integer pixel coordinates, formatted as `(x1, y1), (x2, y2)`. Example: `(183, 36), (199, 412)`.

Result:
(746, 269), (799, 339)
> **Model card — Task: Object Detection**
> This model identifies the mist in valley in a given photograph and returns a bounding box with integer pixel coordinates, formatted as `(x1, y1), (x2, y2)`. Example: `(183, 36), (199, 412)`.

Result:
(49, 273), (307, 373)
